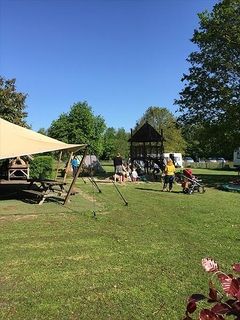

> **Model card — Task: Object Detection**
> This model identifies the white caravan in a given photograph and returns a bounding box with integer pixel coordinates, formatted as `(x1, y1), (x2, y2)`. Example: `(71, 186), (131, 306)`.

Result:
(233, 147), (240, 167)
(163, 152), (183, 168)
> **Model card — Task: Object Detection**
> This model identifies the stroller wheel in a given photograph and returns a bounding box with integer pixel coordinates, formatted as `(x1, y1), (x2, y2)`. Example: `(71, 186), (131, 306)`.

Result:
(198, 186), (205, 194)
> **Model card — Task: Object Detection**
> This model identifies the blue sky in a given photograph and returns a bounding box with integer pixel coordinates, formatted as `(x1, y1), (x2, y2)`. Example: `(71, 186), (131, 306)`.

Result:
(0, 0), (218, 132)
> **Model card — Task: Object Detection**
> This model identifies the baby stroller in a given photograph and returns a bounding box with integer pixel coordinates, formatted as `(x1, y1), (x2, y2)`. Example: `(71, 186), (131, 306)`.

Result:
(181, 169), (205, 194)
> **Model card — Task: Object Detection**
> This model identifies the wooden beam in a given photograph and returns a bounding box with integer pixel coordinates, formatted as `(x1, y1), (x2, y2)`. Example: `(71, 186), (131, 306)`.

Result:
(55, 151), (62, 180)
(63, 152), (73, 183)
(63, 146), (88, 205)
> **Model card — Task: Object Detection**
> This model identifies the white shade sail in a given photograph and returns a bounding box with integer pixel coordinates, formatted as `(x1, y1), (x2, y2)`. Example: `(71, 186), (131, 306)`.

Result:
(0, 117), (86, 160)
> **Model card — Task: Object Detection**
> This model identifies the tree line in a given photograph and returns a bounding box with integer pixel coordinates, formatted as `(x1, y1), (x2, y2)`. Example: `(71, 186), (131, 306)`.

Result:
(0, 84), (184, 159)
(1, 0), (239, 160)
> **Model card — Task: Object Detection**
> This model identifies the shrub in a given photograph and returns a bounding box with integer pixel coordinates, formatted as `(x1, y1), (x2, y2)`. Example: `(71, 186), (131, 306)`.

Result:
(183, 258), (240, 319)
(30, 156), (54, 179)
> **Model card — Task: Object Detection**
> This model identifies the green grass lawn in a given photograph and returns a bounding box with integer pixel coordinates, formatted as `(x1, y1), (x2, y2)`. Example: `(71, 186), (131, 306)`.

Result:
(0, 168), (239, 319)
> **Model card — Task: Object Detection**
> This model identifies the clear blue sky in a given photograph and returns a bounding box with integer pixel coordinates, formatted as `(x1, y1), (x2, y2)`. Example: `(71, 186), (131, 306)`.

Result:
(0, 0), (218, 132)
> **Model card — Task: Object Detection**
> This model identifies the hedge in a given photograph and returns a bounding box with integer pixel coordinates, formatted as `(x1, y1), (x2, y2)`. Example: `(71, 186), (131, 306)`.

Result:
(30, 156), (54, 179)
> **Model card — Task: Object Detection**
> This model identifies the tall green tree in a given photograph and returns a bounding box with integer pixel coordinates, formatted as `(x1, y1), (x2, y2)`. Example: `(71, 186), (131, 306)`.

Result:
(175, 0), (240, 158)
(102, 127), (130, 160)
(136, 106), (186, 153)
(0, 76), (28, 126)
(102, 127), (116, 160)
(47, 114), (70, 143)
(113, 128), (130, 160)
(48, 101), (106, 156)
(37, 128), (48, 136)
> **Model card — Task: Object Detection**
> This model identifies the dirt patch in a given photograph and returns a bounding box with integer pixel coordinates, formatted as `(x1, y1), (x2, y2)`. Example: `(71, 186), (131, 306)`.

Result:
(74, 188), (97, 202)
(0, 214), (38, 222)
(0, 206), (18, 211)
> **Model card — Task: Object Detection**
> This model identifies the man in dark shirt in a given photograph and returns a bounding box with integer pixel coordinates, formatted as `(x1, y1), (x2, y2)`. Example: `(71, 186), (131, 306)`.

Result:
(113, 153), (123, 182)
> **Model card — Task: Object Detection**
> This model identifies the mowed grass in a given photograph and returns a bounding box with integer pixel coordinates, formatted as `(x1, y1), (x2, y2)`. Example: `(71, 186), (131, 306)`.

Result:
(0, 168), (239, 319)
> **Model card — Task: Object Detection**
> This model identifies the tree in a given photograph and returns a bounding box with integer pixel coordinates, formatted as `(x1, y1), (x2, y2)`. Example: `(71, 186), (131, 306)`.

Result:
(135, 106), (187, 153)
(0, 76), (28, 126)
(175, 0), (240, 158)
(113, 128), (130, 159)
(102, 127), (130, 160)
(38, 128), (48, 136)
(48, 113), (70, 143)
(102, 127), (117, 160)
(48, 101), (106, 156)
(179, 124), (205, 159)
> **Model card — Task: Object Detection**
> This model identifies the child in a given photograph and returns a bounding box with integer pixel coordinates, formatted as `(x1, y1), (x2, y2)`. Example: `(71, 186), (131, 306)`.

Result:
(131, 168), (138, 182)
(182, 168), (195, 192)
(163, 159), (176, 192)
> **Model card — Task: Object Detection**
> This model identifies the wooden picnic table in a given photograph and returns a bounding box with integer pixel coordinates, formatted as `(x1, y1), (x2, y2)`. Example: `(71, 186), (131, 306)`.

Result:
(23, 179), (68, 205)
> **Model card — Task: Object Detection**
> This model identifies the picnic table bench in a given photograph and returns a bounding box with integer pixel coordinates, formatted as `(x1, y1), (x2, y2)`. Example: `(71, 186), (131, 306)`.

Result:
(23, 179), (68, 205)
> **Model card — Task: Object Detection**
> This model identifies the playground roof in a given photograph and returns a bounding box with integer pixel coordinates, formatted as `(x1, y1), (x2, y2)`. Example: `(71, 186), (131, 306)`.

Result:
(128, 122), (163, 143)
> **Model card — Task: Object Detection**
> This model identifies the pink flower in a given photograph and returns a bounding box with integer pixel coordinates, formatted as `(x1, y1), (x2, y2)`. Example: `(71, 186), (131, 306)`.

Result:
(202, 258), (219, 273)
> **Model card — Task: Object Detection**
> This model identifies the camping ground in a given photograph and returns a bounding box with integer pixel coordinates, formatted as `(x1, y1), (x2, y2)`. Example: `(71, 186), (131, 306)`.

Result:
(0, 168), (239, 320)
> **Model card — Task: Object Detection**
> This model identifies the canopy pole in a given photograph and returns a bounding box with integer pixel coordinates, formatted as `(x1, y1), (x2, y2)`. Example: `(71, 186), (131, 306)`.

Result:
(63, 152), (73, 183)
(112, 181), (128, 206)
(63, 146), (88, 205)
(55, 151), (62, 180)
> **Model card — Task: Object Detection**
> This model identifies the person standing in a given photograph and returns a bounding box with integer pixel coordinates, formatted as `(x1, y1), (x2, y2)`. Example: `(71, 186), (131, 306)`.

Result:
(159, 155), (167, 172)
(163, 159), (176, 192)
(71, 156), (80, 177)
(113, 153), (123, 182)
(169, 153), (175, 167)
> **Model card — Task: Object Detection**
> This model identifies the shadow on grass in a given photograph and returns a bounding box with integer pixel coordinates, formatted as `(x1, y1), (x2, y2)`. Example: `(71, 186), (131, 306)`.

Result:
(0, 183), (65, 205)
(0, 184), (28, 200)
(135, 187), (161, 193)
(196, 173), (238, 188)
(135, 187), (182, 194)
(21, 195), (65, 205)
(136, 171), (239, 192)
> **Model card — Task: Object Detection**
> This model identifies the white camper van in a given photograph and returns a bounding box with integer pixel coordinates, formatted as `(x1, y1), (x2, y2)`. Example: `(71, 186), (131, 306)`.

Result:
(233, 147), (240, 167)
(163, 152), (183, 168)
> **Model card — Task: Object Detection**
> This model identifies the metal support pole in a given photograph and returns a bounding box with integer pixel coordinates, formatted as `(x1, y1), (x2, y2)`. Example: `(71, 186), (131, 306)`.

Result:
(64, 146), (88, 205)
(88, 177), (102, 193)
(112, 181), (128, 206)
